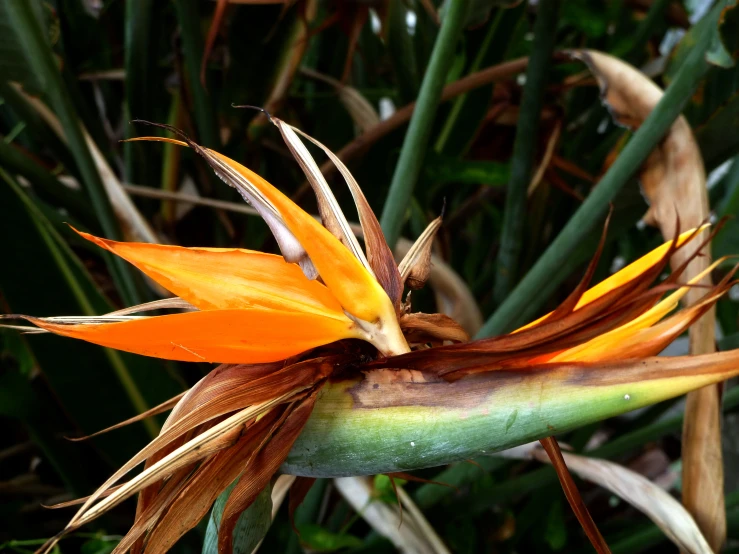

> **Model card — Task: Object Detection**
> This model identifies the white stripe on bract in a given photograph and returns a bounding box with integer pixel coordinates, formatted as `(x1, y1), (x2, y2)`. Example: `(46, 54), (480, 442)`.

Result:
(201, 148), (319, 279)
(274, 119), (374, 276)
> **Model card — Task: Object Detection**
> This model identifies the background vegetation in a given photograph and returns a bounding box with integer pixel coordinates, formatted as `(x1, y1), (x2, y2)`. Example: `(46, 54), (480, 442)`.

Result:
(1, 0), (739, 552)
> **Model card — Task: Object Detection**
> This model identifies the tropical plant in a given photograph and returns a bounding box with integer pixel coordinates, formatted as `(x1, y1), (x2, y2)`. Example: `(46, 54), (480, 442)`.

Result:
(1, 1), (739, 554)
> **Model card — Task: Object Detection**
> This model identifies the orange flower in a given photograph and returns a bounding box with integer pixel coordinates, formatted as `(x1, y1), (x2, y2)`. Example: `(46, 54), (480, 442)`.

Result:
(5, 121), (737, 554)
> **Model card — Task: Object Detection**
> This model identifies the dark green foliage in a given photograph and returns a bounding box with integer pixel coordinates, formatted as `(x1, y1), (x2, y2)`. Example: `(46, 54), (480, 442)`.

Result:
(2, 1), (739, 552)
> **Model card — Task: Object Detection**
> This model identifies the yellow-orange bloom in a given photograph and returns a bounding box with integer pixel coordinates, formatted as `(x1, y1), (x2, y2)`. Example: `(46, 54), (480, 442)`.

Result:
(6, 124), (736, 554)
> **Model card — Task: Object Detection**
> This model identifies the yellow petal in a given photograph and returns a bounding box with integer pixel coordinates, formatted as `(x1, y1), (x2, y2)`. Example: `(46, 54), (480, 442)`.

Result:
(74, 229), (342, 317)
(550, 258), (724, 363)
(516, 226), (708, 333)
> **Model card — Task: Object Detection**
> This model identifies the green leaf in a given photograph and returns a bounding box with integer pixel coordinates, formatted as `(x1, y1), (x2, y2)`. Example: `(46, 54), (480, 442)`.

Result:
(296, 524), (363, 553)
(492, 0), (560, 304)
(696, 93), (739, 171)
(203, 481), (273, 554)
(543, 499), (568, 551)
(424, 157), (510, 186)
(0, 169), (182, 465)
(2, 0), (141, 305)
(124, 0), (163, 186)
(478, 1), (725, 337)
(434, 4), (525, 157)
(80, 535), (118, 554)
(387, 0), (421, 105)
(173, 0), (220, 149)
(706, 0), (739, 68)
(561, 0), (613, 38)
(0, 0), (48, 93)
(373, 474), (406, 505)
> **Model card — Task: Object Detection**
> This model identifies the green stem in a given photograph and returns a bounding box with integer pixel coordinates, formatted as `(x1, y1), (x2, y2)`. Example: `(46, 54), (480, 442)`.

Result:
(124, 0), (157, 184)
(5, 0), (140, 305)
(0, 140), (93, 222)
(477, 11), (717, 338)
(492, 0), (560, 305)
(379, 0), (471, 248)
(456, 385), (739, 517)
(173, 0), (220, 149)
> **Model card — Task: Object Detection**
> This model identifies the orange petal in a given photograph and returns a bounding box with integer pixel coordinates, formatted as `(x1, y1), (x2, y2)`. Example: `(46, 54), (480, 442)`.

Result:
(23, 310), (359, 363)
(207, 149), (395, 324)
(128, 136), (395, 325)
(73, 229), (342, 316)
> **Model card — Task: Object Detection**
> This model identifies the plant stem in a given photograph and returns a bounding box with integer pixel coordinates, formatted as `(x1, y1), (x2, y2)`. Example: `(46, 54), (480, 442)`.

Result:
(379, 0), (471, 248)
(173, 0), (220, 149)
(492, 0), (560, 305)
(477, 16), (716, 338)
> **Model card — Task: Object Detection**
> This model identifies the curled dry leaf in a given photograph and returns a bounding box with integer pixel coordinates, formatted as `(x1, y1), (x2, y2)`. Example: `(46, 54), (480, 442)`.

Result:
(333, 476), (437, 554)
(399, 313), (469, 344)
(272, 118), (372, 273)
(569, 49), (723, 550)
(398, 217), (442, 290)
(395, 238), (483, 336)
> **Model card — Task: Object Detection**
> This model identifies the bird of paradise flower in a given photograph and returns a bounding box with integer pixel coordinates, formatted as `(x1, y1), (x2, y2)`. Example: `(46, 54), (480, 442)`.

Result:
(4, 118), (739, 554)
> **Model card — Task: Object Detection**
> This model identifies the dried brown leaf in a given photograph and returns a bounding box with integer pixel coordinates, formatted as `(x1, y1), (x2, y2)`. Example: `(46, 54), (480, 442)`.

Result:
(334, 476), (435, 554)
(570, 49), (723, 550)
(218, 391), (319, 553)
(539, 437), (610, 554)
(299, 68), (380, 132)
(289, 125), (403, 308)
(531, 449), (714, 554)
(398, 217), (441, 290)
(399, 313), (469, 344)
(67, 392), (186, 442)
(273, 118), (372, 272)
(142, 409), (286, 554)
(395, 239), (482, 336)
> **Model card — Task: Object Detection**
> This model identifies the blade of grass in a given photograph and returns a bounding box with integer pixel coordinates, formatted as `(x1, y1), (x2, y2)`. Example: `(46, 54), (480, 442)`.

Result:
(379, 0), (472, 248)
(4, 0), (141, 306)
(434, 4), (525, 156)
(477, 4), (722, 337)
(0, 168), (177, 463)
(124, 0), (159, 185)
(173, 0), (220, 149)
(624, 0), (671, 62)
(0, 357), (93, 494)
(0, 139), (93, 223)
(0, 80), (76, 173)
(492, 0), (561, 305)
